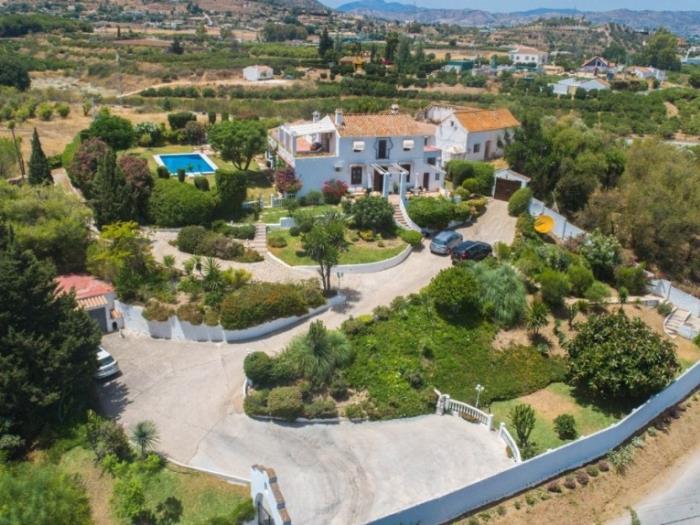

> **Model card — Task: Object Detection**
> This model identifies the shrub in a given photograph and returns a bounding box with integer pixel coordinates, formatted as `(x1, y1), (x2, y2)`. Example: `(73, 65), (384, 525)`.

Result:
(446, 160), (494, 193)
(464, 197), (488, 217)
(329, 374), (349, 400)
(156, 166), (170, 179)
(220, 223), (256, 240)
(243, 389), (269, 417)
(197, 233), (244, 260)
(508, 187), (532, 216)
(344, 403), (366, 420)
(267, 386), (304, 421)
(292, 208), (317, 233)
(568, 312), (679, 401)
(149, 179), (216, 227)
(176, 303), (204, 325)
(304, 190), (323, 205)
(194, 177), (210, 191)
(399, 229), (422, 248)
(584, 281), (611, 304)
(473, 263), (527, 327)
(547, 481), (561, 493)
(55, 102), (70, 118)
(538, 270), (571, 307)
(351, 196), (395, 233)
(215, 170), (248, 221)
(219, 282), (311, 330)
(553, 414), (578, 440)
(358, 229), (375, 242)
(460, 178), (481, 194)
(563, 476), (576, 490)
(176, 225), (207, 253)
(167, 111), (196, 130)
(37, 102), (53, 121)
(87, 112), (135, 151)
(567, 264), (594, 297)
(580, 230), (622, 281)
(244, 352), (274, 386)
(407, 197), (454, 230)
(597, 460), (610, 472)
(305, 398), (338, 419)
(608, 444), (635, 473)
(142, 300), (173, 322)
(322, 179), (348, 204)
(267, 233), (287, 248)
(453, 200), (474, 222)
(575, 470), (589, 486)
(68, 138), (111, 196)
(586, 464), (599, 477)
(429, 266), (482, 319)
(657, 301), (673, 316)
(614, 265), (648, 296)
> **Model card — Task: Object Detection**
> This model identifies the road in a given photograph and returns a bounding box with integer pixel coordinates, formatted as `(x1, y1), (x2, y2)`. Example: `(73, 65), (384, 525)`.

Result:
(608, 448), (700, 525)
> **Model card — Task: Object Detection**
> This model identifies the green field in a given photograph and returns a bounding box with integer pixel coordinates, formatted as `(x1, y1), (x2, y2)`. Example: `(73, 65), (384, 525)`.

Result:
(269, 228), (407, 266)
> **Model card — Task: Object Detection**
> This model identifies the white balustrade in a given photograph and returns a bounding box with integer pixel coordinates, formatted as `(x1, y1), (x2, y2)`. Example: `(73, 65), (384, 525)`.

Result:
(498, 422), (522, 463)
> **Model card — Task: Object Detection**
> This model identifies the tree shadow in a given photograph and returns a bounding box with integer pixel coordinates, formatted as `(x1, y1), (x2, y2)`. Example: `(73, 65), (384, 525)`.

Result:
(332, 287), (361, 314)
(96, 379), (131, 419)
(568, 385), (637, 420)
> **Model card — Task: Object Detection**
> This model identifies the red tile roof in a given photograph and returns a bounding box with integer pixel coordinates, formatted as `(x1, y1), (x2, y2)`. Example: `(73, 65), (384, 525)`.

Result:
(56, 274), (114, 300)
(338, 113), (436, 138)
(454, 108), (520, 133)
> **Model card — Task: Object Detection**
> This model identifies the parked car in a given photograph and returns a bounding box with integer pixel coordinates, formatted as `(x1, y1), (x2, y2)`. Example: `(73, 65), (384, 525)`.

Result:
(451, 241), (493, 264)
(94, 346), (120, 380)
(430, 230), (463, 255)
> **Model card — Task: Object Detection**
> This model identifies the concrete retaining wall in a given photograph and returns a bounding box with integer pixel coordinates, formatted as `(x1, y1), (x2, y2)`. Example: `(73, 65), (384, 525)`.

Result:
(116, 294), (345, 343)
(371, 360), (700, 525)
(529, 198), (586, 240)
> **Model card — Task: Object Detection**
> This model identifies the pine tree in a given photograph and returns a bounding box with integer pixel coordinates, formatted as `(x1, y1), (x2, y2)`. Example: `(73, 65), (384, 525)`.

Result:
(89, 149), (134, 228)
(28, 128), (52, 186)
(318, 27), (333, 59)
(0, 223), (101, 456)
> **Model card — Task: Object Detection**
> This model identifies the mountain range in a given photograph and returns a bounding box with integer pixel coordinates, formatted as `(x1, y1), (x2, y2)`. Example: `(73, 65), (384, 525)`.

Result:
(336, 0), (700, 36)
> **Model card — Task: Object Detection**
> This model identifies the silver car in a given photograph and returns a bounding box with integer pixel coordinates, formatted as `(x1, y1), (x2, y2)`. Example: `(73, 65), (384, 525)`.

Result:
(94, 346), (120, 380)
(430, 230), (463, 255)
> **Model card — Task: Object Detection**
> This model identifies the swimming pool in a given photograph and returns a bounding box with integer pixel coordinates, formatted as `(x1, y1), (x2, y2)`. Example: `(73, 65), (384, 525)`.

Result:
(154, 152), (218, 176)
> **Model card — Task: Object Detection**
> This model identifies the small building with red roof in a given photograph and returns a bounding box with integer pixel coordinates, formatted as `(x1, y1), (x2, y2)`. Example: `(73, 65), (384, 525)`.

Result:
(56, 274), (122, 332)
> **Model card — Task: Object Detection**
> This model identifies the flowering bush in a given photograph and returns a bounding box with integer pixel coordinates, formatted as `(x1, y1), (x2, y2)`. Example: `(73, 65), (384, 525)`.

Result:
(322, 179), (348, 204)
(274, 166), (302, 195)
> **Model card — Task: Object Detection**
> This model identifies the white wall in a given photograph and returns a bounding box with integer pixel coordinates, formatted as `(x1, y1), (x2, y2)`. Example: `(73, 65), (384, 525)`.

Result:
(371, 360), (700, 525)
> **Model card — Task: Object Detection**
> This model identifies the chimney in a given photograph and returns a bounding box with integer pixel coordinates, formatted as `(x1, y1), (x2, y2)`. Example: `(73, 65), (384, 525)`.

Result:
(391, 103), (399, 115)
(312, 111), (320, 123)
(334, 109), (344, 127)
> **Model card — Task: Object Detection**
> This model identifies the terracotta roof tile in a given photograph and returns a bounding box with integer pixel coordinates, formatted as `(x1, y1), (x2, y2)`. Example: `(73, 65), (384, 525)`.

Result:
(56, 274), (114, 300)
(338, 113), (436, 138)
(453, 108), (520, 133)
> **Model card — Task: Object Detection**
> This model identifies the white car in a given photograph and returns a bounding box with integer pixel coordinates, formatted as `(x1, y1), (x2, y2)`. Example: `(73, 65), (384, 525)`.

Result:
(94, 347), (120, 380)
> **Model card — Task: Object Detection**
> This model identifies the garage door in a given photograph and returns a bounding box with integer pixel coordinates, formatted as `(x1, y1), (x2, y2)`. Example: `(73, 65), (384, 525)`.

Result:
(88, 308), (108, 332)
(494, 179), (522, 201)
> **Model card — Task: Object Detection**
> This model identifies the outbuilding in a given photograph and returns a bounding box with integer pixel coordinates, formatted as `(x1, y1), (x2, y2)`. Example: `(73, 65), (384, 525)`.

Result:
(492, 168), (530, 201)
(56, 274), (122, 333)
(243, 65), (274, 82)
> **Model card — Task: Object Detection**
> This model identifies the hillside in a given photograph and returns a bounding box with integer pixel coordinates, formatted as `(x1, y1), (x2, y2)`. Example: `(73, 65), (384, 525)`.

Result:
(336, 0), (700, 36)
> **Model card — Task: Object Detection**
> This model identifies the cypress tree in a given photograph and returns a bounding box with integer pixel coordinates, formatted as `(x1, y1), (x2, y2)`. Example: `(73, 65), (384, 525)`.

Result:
(0, 223), (101, 456)
(28, 128), (52, 186)
(89, 149), (133, 228)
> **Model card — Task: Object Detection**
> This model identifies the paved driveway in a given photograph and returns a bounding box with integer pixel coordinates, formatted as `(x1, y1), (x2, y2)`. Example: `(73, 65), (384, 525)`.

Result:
(98, 199), (518, 524)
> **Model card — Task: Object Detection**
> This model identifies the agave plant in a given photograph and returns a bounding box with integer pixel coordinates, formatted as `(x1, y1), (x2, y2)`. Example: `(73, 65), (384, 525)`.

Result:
(131, 420), (159, 458)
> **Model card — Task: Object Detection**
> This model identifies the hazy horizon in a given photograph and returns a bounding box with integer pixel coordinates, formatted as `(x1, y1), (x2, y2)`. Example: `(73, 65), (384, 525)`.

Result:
(321, 0), (700, 11)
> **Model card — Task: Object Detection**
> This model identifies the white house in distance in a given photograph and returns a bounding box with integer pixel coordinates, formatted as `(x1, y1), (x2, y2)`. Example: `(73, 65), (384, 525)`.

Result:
(550, 77), (609, 96)
(626, 66), (667, 82)
(425, 105), (520, 164)
(243, 65), (274, 82)
(508, 45), (548, 67)
(268, 108), (443, 197)
(56, 274), (123, 333)
(579, 56), (617, 76)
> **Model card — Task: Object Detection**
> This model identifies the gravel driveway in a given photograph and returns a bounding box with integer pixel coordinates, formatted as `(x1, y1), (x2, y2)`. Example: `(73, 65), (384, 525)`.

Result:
(98, 199), (518, 524)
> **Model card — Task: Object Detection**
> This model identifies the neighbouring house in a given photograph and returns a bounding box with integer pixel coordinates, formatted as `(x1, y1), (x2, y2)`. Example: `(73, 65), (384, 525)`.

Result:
(508, 45), (548, 68)
(56, 274), (123, 333)
(579, 56), (616, 76)
(250, 465), (291, 525)
(424, 105), (520, 164)
(267, 107), (443, 197)
(442, 59), (475, 74)
(543, 64), (565, 76)
(550, 77), (610, 96)
(492, 168), (530, 201)
(626, 66), (666, 82)
(243, 65), (274, 82)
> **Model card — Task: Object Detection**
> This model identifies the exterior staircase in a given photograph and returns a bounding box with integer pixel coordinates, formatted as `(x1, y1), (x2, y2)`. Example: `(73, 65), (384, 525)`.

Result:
(250, 223), (268, 255)
(392, 202), (410, 229)
(664, 308), (691, 337)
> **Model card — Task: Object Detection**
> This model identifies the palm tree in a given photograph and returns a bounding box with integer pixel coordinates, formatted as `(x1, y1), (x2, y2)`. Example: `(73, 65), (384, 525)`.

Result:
(526, 301), (549, 336)
(162, 255), (176, 270)
(289, 321), (353, 386)
(131, 420), (159, 458)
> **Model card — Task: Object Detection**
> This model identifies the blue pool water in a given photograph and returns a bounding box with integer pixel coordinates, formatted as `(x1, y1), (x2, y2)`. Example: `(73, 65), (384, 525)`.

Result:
(157, 153), (216, 175)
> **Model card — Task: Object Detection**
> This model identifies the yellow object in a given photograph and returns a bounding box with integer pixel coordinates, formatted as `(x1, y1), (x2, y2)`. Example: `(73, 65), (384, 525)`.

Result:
(534, 215), (554, 234)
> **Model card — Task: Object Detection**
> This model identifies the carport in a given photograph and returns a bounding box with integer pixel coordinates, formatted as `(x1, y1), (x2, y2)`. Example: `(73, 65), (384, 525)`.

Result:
(492, 168), (530, 201)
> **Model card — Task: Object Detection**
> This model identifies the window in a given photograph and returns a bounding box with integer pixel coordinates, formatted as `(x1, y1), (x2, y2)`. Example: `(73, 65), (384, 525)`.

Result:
(353, 141), (365, 152)
(473, 143), (481, 154)
(427, 157), (436, 166)
(435, 173), (441, 181)
(377, 139), (389, 159)
(402, 139), (414, 151)
(351, 166), (363, 185)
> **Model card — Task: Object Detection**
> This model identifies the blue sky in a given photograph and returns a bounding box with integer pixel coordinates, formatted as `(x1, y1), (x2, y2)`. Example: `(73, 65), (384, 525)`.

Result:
(321, 0), (699, 11)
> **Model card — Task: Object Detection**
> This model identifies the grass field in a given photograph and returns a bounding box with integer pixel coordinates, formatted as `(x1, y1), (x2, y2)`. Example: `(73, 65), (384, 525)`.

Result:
(490, 382), (625, 452)
(58, 447), (250, 524)
(268, 228), (407, 266)
(260, 204), (339, 224)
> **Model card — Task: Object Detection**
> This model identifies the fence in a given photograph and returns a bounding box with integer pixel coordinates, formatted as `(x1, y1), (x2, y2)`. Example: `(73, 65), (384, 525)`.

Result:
(650, 279), (700, 317)
(440, 396), (493, 429)
(498, 423), (522, 463)
(370, 358), (700, 525)
(528, 198), (586, 240)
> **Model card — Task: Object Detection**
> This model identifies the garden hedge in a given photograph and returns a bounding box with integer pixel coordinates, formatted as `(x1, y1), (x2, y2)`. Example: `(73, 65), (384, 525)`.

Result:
(149, 179), (216, 227)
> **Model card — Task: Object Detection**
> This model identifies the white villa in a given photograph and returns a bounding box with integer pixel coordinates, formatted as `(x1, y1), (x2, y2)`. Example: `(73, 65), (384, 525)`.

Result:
(550, 77), (610, 96)
(424, 105), (520, 164)
(508, 45), (548, 67)
(267, 108), (444, 197)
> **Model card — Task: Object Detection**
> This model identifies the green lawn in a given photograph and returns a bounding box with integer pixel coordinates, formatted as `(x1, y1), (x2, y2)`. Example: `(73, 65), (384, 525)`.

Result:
(58, 447), (250, 524)
(490, 382), (625, 452)
(260, 204), (339, 224)
(269, 228), (407, 266)
(344, 299), (568, 419)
